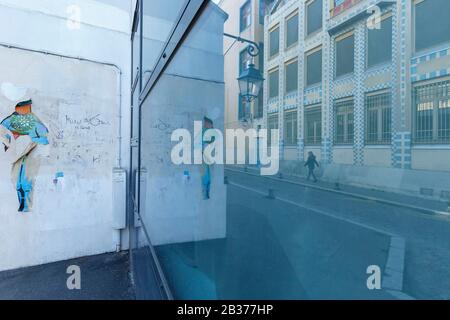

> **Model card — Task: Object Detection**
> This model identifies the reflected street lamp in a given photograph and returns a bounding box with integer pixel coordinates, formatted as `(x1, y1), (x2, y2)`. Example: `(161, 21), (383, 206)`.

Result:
(238, 63), (265, 103)
(224, 32), (265, 103)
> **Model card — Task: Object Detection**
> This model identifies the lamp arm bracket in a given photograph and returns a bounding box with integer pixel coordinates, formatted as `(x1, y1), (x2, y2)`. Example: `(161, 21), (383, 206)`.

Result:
(224, 33), (260, 57)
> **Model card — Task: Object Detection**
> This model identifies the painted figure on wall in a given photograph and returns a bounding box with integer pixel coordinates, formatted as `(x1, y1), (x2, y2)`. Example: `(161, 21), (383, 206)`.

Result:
(202, 117), (214, 200)
(1, 99), (49, 212)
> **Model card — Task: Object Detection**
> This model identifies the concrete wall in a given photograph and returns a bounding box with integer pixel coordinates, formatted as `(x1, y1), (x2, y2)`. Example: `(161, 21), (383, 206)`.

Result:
(0, 0), (131, 271)
(284, 146), (297, 160)
(138, 3), (228, 246)
(412, 148), (450, 172)
(333, 147), (353, 165)
(364, 147), (391, 168)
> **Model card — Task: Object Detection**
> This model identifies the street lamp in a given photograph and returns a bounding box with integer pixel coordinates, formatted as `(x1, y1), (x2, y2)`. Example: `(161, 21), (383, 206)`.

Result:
(237, 63), (265, 103)
(224, 32), (265, 103)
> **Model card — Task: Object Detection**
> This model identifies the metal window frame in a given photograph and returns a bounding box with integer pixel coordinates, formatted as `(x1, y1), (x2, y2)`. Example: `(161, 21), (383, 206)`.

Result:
(284, 58), (299, 94)
(304, 104), (322, 146)
(240, 0), (252, 33)
(366, 12), (393, 69)
(305, 46), (323, 87)
(285, 10), (299, 49)
(334, 97), (355, 145)
(130, 0), (210, 301)
(284, 110), (298, 146)
(268, 67), (280, 99)
(412, 0), (450, 55)
(364, 89), (392, 145)
(139, 0), (209, 104)
(305, 0), (323, 38)
(267, 113), (279, 146)
(412, 77), (450, 144)
(269, 24), (280, 59)
(335, 30), (355, 78)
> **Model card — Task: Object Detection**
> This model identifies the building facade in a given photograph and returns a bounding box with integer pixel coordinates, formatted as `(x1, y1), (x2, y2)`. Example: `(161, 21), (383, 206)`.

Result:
(263, 0), (450, 199)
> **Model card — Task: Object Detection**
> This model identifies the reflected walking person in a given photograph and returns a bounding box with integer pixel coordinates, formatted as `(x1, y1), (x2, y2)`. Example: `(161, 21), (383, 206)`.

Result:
(304, 151), (320, 183)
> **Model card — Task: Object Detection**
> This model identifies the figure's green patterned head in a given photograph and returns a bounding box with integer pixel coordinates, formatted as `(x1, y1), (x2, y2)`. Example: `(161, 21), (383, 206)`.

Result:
(9, 113), (36, 135)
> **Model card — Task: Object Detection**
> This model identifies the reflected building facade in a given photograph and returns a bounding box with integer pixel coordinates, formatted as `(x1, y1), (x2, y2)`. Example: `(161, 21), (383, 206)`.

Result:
(263, 0), (450, 199)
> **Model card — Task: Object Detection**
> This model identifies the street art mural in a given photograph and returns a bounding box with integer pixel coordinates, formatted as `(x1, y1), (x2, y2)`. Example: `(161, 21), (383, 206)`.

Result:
(1, 99), (49, 212)
(202, 117), (214, 200)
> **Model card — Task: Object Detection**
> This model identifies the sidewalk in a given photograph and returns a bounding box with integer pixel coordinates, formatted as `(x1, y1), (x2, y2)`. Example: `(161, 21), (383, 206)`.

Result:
(226, 165), (450, 217)
(0, 253), (135, 300)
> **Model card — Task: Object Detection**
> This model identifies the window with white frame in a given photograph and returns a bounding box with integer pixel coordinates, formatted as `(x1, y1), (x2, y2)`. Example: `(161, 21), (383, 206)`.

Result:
(365, 90), (392, 145)
(285, 59), (298, 94)
(305, 105), (322, 145)
(334, 98), (354, 144)
(414, 0), (450, 52)
(269, 26), (280, 58)
(306, 0), (323, 36)
(285, 12), (299, 48)
(367, 13), (392, 68)
(240, 1), (252, 32)
(306, 47), (322, 86)
(284, 110), (298, 146)
(335, 32), (354, 78)
(269, 68), (279, 99)
(414, 79), (450, 144)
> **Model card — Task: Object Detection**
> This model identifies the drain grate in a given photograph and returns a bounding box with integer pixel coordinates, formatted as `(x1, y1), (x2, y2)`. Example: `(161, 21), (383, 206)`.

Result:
(440, 190), (450, 200)
(420, 188), (434, 197)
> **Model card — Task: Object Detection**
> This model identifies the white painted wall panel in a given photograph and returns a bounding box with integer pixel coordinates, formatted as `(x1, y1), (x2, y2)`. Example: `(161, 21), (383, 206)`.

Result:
(0, 47), (119, 271)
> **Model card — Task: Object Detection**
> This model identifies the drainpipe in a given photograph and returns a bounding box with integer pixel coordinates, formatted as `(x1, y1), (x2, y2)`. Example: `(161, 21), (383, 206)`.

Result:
(0, 42), (125, 251)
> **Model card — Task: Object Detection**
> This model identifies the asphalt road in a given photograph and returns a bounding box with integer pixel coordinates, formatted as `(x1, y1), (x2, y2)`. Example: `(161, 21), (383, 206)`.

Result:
(154, 169), (450, 299)
(223, 169), (450, 300)
(0, 252), (135, 300)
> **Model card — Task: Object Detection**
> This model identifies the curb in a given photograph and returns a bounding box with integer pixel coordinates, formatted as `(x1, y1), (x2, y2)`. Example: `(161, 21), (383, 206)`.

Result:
(225, 167), (450, 218)
(382, 237), (415, 300)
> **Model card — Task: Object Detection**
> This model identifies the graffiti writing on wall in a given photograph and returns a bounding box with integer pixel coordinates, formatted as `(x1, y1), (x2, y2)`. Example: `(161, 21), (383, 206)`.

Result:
(1, 99), (49, 212)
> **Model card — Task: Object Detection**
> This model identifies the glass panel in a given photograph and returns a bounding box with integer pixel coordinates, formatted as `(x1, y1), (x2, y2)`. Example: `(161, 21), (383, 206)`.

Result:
(269, 69), (279, 98)
(284, 111), (298, 145)
(131, 0), (450, 302)
(336, 34), (354, 77)
(415, 0), (450, 52)
(306, 0), (323, 36)
(367, 16), (392, 68)
(414, 80), (450, 143)
(286, 13), (299, 48)
(268, 114), (279, 146)
(305, 106), (322, 145)
(306, 49), (322, 86)
(240, 0), (252, 32)
(270, 27), (280, 57)
(365, 92), (392, 144)
(335, 99), (354, 144)
(141, 0), (188, 85)
(260, 0), (275, 24)
(285, 61), (298, 93)
(132, 7), (141, 87)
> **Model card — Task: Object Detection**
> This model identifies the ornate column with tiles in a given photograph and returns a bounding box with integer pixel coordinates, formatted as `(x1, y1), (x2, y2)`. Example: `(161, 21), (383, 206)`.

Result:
(392, 0), (412, 169)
